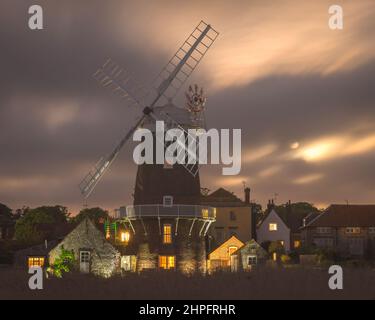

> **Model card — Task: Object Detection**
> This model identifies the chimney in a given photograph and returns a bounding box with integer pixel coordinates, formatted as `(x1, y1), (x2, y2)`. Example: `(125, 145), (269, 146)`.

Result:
(286, 200), (292, 221)
(244, 187), (250, 204)
(267, 200), (273, 211)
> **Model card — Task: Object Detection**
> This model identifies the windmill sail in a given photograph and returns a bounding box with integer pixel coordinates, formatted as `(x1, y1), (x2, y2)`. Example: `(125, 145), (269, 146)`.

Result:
(93, 58), (149, 109)
(151, 21), (219, 105)
(80, 21), (218, 198)
(79, 115), (146, 198)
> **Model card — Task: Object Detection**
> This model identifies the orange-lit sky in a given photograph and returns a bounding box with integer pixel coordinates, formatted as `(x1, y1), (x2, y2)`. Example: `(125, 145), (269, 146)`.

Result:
(1, 0), (375, 214)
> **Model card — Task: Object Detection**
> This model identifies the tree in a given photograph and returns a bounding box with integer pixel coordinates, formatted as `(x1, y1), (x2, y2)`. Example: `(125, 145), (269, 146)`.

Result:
(47, 246), (74, 278)
(0, 203), (13, 240)
(275, 202), (321, 223)
(72, 207), (109, 225)
(251, 203), (263, 224)
(14, 206), (69, 244)
(0, 203), (12, 218)
(268, 241), (285, 255)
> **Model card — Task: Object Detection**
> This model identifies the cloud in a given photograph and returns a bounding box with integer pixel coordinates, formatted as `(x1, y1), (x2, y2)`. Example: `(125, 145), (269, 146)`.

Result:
(291, 132), (375, 162)
(243, 144), (278, 163)
(1, 0), (375, 212)
(293, 174), (324, 185)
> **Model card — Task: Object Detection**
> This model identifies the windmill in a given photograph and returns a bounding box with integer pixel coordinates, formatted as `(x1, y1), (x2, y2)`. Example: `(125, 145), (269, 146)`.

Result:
(79, 21), (219, 200)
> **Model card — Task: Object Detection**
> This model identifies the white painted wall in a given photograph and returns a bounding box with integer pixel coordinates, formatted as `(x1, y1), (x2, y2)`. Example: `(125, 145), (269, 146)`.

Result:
(257, 209), (291, 252)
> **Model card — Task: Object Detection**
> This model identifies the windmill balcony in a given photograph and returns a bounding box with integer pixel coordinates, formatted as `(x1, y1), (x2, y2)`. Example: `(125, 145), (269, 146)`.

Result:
(118, 205), (216, 221)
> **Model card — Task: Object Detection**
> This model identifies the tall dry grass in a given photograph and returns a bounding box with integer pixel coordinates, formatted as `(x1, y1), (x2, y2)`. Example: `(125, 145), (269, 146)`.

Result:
(0, 267), (374, 300)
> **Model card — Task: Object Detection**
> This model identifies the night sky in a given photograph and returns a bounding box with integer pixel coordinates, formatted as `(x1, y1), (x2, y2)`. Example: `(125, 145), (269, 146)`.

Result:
(1, 0), (375, 214)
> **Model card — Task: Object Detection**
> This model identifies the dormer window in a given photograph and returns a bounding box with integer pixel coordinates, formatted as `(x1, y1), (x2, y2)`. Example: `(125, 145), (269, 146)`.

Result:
(269, 223), (278, 231)
(163, 195), (173, 207)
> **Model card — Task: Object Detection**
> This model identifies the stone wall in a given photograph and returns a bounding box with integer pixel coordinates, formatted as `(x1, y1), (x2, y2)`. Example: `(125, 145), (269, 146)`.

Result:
(126, 217), (209, 274)
(49, 219), (120, 278)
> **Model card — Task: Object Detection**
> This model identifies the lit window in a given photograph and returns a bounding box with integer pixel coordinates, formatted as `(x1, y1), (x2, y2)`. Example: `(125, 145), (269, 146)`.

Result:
(159, 255), (175, 269)
(228, 246), (238, 257)
(105, 224), (111, 239)
(269, 223), (278, 231)
(121, 231), (130, 243)
(202, 209), (209, 219)
(163, 196), (173, 207)
(28, 257), (45, 268)
(294, 240), (301, 248)
(163, 224), (172, 244)
(346, 227), (361, 234)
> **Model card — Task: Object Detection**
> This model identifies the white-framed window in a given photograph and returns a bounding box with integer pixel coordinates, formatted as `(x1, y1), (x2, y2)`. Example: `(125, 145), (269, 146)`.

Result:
(346, 227), (361, 234)
(316, 227), (332, 234)
(80, 251), (90, 263)
(163, 195), (173, 207)
(269, 223), (277, 231)
(369, 227), (375, 234)
(248, 255), (257, 266)
(79, 250), (91, 273)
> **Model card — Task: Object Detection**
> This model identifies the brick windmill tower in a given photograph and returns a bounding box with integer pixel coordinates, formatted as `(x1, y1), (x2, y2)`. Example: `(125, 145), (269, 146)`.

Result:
(80, 21), (219, 274)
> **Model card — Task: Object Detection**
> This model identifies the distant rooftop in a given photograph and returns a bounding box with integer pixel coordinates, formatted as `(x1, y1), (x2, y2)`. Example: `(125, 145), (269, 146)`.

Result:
(305, 204), (375, 228)
(201, 188), (248, 207)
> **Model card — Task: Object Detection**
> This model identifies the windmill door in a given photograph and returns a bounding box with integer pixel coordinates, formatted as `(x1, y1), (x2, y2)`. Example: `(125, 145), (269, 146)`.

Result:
(79, 251), (91, 273)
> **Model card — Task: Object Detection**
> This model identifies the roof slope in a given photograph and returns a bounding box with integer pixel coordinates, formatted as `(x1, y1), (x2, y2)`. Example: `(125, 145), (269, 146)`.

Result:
(202, 188), (247, 207)
(306, 205), (375, 227)
(208, 235), (245, 257)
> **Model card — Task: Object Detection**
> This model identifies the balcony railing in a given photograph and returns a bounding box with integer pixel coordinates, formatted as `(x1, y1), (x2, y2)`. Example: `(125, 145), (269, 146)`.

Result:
(115, 205), (216, 220)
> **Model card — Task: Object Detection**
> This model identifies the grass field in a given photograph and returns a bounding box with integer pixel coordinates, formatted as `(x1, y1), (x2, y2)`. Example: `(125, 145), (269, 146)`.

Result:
(0, 267), (374, 300)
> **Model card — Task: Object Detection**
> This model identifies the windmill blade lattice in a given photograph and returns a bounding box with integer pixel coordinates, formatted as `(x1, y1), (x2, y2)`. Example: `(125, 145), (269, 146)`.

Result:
(152, 21), (219, 104)
(79, 115), (146, 198)
(80, 21), (218, 198)
(93, 58), (149, 110)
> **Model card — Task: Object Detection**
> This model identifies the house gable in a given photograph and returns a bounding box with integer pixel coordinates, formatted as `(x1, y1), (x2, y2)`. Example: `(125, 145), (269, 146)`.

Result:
(49, 219), (120, 277)
(257, 209), (291, 251)
(208, 235), (245, 260)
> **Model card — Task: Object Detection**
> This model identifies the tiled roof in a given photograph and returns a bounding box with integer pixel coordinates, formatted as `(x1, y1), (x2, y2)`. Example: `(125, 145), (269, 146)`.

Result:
(306, 205), (375, 227)
(201, 188), (247, 207)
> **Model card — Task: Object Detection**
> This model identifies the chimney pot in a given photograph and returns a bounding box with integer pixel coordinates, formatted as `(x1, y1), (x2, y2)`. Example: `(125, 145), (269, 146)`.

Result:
(244, 187), (250, 204)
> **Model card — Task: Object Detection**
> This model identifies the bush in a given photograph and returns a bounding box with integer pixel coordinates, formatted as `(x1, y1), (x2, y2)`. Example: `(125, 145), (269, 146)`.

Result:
(281, 254), (292, 264)
(47, 247), (74, 278)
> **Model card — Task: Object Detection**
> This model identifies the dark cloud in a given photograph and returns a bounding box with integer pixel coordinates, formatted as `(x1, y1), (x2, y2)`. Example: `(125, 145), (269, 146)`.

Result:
(0, 0), (375, 212)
